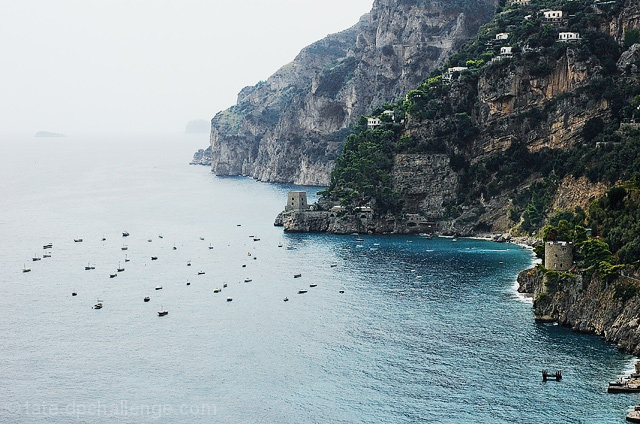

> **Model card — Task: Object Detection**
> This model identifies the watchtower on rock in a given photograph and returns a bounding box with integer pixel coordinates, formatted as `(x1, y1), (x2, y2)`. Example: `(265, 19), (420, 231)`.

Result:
(285, 191), (309, 211)
(545, 241), (573, 271)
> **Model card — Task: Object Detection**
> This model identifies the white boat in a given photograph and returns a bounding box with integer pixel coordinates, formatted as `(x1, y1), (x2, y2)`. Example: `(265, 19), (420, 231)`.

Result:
(158, 307), (168, 316)
(22, 264), (31, 273)
(244, 278), (252, 283)
(213, 288), (222, 293)
(155, 285), (163, 290)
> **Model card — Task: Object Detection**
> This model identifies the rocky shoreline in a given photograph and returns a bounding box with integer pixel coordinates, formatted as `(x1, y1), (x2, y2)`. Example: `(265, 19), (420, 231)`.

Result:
(517, 265), (640, 356)
(273, 205), (539, 247)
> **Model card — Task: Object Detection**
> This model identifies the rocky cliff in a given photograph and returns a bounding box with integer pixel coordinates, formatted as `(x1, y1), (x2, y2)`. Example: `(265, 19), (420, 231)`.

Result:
(518, 265), (640, 355)
(204, 0), (498, 185)
(296, 0), (640, 237)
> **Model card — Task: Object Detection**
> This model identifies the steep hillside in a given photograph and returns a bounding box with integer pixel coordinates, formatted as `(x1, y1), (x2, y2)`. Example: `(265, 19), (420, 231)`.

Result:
(311, 0), (640, 236)
(200, 0), (498, 185)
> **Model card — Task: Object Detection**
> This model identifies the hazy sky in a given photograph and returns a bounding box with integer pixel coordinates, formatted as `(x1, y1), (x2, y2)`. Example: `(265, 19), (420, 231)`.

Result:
(0, 0), (373, 136)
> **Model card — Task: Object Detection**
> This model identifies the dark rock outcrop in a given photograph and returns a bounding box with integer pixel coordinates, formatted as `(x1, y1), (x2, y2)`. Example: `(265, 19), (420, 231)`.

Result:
(518, 266), (640, 355)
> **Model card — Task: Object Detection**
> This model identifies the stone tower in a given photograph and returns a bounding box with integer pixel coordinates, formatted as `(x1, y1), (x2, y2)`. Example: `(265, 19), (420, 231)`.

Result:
(285, 191), (309, 211)
(544, 241), (574, 271)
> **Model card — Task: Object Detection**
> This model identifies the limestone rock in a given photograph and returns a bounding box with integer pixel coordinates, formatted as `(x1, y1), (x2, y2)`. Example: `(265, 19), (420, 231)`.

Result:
(205, 0), (498, 185)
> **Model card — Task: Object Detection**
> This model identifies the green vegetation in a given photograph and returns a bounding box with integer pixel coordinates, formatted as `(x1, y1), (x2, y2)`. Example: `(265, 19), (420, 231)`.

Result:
(323, 117), (403, 213)
(589, 186), (640, 264)
(322, 0), (639, 246)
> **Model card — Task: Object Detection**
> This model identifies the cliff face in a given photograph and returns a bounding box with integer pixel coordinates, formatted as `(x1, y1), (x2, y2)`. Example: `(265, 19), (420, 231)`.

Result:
(295, 0), (640, 237)
(518, 266), (640, 355)
(206, 0), (498, 185)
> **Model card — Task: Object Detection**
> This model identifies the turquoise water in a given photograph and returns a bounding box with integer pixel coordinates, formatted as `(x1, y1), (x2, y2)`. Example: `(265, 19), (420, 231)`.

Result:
(0, 134), (637, 423)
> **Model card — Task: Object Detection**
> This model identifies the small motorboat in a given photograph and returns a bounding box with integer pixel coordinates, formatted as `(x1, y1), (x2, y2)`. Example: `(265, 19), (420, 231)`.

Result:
(74, 238), (83, 243)
(283, 297), (289, 302)
(172, 245), (177, 250)
(247, 252), (252, 256)
(200, 237), (205, 240)
(151, 256), (158, 260)
(158, 235), (163, 239)
(294, 274), (302, 278)
(144, 297), (150, 302)
(278, 243), (283, 248)
(627, 405), (640, 423)
(309, 283), (317, 288)
(286, 246), (296, 250)
(158, 309), (168, 317)
(187, 261), (191, 266)
(223, 283), (228, 288)
(244, 278), (252, 283)
(242, 264), (246, 268)
(355, 238), (364, 242)
(121, 245), (128, 251)
(101, 237), (106, 241)
(226, 297), (232, 302)
(186, 282), (191, 286)
(297, 289), (308, 294)
(94, 302), (103, 309)
(72, 292), (77, 296)
(208, 244), (214, 250)
(117, 267), (124, 272)
(124, 255), (130, 263)
(147, 239), (152, 242)
(197, 271), (205, 275)
(109, 273), (117, 278)
(330, 264), (337, 268)
(213, 288), (222, 293)
(237, 224), (242, 226)
(122, 232), (130, 237)
(253, 238), (260, 242)
(155, 285), (163, 290)
(339, 290), (345, 294)
(84, 264), (95, 270)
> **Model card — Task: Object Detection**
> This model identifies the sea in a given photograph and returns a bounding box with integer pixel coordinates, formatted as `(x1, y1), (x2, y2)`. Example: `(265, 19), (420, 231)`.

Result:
(0, 133), (637, 423)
